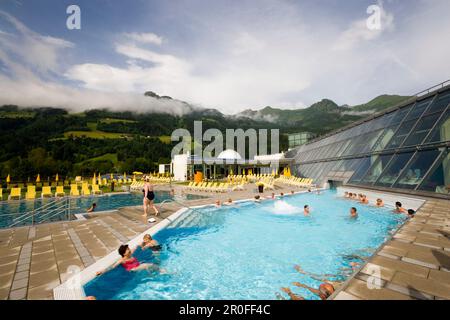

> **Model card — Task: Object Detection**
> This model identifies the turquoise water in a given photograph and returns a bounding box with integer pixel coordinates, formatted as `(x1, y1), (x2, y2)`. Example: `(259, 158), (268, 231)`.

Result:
(84, 190), (406, 300)
(0, 192), (205, 228)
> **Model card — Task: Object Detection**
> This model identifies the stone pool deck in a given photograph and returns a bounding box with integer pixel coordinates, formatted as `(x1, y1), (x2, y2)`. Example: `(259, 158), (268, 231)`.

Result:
(0, 183), (297, 300)
(334, 198), (450, 300)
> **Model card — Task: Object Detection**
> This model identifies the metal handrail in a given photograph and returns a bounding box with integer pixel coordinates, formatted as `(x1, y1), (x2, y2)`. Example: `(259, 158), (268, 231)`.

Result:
(7, 197), (74, 228)
(415, 79), (450, 97)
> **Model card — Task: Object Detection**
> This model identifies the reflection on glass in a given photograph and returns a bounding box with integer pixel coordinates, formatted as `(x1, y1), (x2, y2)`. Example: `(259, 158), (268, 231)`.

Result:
(376, 152), (414, 187)
(402, 113), (441, 147)
(360, 154), (393, 184)
(418, 150), (450, 194)
(426, 110), (450, 143)
(348, 157), (371, 183)
(424, 91), (450, 115)
(394, 149), (441, 189)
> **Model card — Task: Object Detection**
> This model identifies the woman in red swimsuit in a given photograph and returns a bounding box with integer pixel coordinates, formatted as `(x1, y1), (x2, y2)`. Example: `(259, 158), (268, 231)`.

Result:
(96, 244), (156, 275)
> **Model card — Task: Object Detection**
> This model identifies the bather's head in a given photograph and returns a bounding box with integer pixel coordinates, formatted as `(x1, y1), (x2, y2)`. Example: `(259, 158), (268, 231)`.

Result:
(118, 244), (131, 258)
(318, 283), (335, 300)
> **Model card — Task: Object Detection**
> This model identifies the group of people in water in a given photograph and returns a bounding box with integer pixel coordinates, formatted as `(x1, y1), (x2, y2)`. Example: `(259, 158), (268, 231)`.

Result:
(343, 191), (416, 218)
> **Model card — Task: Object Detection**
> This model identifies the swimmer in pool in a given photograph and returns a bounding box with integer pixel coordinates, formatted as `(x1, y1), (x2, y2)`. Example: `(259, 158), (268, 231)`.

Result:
(215, 200), (221, 207)
(96, 244), (157, 275)
(303, 205), (310, 216)
(394, 201), (407, 214)
(224, 198), (234, 206)
(360, 195), (369, 204)
(140, 234), (161, 251)
(254, 195), (261, 203)
(350, 207), (358, 219)
(375, 198), (384, 207)
(294, 265), (343, 286)
(280, 287), (305, 300)
(292, 282), (336, 300)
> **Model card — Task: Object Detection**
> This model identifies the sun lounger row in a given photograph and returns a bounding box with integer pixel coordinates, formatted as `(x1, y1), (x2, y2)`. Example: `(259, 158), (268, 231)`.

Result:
(5, 183), (103, 200)
(186, 182), (229, 192)
(276, 177), (314, 187)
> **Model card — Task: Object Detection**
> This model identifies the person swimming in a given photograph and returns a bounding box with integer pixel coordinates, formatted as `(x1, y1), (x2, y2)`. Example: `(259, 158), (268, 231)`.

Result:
(350, 207), (358, 219)
(254, 195), (261, 203)
(360, 195), (369, 204)
(303, 205), (310, 216)
(96, 244), (157, 275)
(344, 192), (349, 198)
(394, 201), (407, 214)
(215, 200), (221, 207)
(224, 198), (234, 206)
(375, 198), (384, 207)
(407, 209), (416, 218)
(141, 234), (161, 251)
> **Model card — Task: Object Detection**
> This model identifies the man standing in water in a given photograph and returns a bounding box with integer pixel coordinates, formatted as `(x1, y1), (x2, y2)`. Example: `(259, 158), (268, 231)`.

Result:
(350, 207), (358, 219)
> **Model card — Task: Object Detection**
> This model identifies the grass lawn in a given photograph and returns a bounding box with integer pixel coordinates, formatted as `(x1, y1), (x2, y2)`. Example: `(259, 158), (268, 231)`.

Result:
(100, 118), (137, 124)
(63, 130), (129, 139)
(77, 153), (119, 165)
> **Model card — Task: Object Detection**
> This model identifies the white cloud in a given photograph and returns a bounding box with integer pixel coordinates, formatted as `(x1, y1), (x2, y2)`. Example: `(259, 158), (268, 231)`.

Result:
(0, 10), (73, 75)
(124, 32), (163, 45)
(1, 0), (450, 115)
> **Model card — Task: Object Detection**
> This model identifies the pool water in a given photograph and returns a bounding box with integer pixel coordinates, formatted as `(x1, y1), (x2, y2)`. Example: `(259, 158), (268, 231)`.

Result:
(0, 191), (206, 228)
(84, 190), (406, 300)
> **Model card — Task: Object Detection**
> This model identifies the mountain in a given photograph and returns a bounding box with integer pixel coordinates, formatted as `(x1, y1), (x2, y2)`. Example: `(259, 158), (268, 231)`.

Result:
(235, 95), (411, 133)
(0, 91), (412, 180)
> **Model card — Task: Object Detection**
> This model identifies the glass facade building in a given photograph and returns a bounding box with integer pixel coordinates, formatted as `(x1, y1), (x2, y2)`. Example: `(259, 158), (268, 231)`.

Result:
(286, 84), (450, 198)
(288, 132), (315, 148)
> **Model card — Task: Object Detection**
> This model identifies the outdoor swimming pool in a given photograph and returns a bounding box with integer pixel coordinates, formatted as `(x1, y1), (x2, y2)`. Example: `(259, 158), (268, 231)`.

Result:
(84, 190), (407, 300)
(0, 191), (206, 228)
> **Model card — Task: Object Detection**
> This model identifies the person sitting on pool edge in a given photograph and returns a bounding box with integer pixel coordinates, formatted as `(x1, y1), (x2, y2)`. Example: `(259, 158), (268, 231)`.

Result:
(96, 244), (157, 275)
(141, 234), (161, 251)
(394, 201), (407, 214)
(87, 203), (96, 213)
(303, 205), (310, 216)
(350, 207), (358, 219)
(344, 192), (349, 198)
(375, 198), (384, 207)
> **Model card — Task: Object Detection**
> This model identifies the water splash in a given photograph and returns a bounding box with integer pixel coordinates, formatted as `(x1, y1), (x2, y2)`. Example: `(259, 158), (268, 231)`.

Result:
(266, 200), (303, 215)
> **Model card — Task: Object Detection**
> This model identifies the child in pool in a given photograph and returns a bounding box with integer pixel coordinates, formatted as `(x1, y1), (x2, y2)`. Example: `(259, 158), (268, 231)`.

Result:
(140, 234), (161, 251)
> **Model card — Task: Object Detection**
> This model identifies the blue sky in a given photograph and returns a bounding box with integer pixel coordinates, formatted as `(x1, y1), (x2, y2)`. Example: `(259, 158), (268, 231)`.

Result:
(0, 0), (449, 114)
